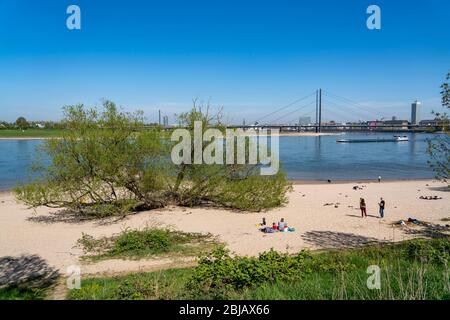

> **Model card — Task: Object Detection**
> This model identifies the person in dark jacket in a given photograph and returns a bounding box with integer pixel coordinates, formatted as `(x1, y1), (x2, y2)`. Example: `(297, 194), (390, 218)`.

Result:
(360, 198), (367, 218)
(378, 198), (385, 218)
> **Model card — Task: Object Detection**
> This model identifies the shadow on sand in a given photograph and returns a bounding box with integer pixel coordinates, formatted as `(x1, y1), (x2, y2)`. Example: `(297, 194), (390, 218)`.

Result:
(400, 223), (450, 239)
(301, 230), (384, 249)
(345, 214), (380, 219)
(427, 185), (450, 192)
(0, 254), (59, 289)
(26, 209), (127, 226)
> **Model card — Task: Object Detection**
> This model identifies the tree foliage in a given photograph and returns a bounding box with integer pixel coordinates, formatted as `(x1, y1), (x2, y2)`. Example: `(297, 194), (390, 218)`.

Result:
(15, 100), (291, 216)
(15, 117), (29, 130)
(170, 100), (292, 210)
(15, 101), (169, 216)
(427, 72), (450, 183)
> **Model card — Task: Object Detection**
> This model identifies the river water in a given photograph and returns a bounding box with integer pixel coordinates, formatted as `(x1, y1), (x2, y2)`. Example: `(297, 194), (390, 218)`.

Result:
(0, 132), (436, 190)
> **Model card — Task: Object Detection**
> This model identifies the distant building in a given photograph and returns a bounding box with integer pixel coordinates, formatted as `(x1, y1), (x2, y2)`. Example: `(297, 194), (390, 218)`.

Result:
(383, 119), (409, 130)
(411, 101), (422, 125)
(420, 119), (449, 127)
(420, 119), (437, 126)
(368, 120), (383, 129)
(391, 116), (397, 121)
(298, 116), (311, 125)
(163, 115), (169, 127)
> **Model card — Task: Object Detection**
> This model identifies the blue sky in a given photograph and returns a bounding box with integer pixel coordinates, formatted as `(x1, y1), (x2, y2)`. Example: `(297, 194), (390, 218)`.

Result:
(0, 0), (449, 124)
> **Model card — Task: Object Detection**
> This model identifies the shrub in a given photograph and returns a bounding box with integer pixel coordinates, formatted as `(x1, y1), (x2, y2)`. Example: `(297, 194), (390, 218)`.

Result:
(112, 229), (172, 255)
(402, 238), (450, 265)
(186, 246), (313, 298)
(210, 171), (292, 211)
(77, 227), (215, 260)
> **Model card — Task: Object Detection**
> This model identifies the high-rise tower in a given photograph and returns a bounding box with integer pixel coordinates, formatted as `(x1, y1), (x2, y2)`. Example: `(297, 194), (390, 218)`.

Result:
(411, 101), (421, 124)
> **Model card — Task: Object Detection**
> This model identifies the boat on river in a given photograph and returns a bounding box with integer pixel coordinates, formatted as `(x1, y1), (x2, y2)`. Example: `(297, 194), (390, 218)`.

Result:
(337, 135), (409, 143)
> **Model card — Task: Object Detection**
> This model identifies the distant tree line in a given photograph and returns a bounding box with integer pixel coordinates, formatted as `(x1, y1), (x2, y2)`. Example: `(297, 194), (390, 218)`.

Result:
(0, 117), (67, 130)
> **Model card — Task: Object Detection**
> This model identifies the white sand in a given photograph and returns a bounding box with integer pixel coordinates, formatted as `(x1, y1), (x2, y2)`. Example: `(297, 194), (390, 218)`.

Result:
(0, 180), (448, 276)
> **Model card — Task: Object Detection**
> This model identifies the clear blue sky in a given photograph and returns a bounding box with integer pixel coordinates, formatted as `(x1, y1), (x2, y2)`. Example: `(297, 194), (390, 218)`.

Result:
(0, 0), (449, 124)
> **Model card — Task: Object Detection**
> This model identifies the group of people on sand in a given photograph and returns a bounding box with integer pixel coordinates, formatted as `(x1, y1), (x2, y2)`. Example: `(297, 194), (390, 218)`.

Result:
(260, 217), (295, 233)
(359, 197), (385, 218)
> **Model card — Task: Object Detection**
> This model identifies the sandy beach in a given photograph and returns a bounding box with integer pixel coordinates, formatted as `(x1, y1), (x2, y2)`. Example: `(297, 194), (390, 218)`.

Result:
(0, 179), (448, 276)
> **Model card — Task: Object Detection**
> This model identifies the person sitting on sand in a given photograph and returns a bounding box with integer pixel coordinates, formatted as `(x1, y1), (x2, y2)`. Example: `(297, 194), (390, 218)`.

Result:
(272, 222), (278, 230)
(278, 218), (286, 230)
(360, 198), (367, 218)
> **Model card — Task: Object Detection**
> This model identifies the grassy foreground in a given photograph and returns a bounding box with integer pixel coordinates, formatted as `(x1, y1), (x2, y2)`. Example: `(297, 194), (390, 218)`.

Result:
(68, 238), (450, 300)
(0, 287), (48, 300)
(0, 129), (63, 138)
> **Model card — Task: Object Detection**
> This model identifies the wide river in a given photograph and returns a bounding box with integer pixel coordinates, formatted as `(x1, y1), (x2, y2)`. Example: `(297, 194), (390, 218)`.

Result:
(0, 132), (436, 190)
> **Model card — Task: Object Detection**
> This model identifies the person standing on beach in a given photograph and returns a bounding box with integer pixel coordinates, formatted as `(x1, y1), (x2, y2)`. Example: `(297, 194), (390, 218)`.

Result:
(360, 198), (367, 218)
(378, 198), (385, 218)
(378, 176), (382, 182)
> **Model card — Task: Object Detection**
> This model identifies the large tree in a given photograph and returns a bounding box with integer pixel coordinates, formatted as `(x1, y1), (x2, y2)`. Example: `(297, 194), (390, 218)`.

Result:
(15, 117), (29, 130)
(15, 100), (291, 216)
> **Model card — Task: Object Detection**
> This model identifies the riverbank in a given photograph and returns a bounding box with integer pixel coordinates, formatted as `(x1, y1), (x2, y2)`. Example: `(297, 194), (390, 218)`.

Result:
(0, 129), (63, 139)
(0, 137), (54, 140)
(0, 179), (448, 276)
(275, 132), (340, 136)
(0, 131), (339, 139)
(291, 178), (433, 184)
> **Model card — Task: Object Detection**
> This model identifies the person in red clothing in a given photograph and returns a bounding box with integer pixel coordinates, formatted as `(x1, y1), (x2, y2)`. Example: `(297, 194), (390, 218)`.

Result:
(272, 222), (278, 230)
(360, 198), (367, 218)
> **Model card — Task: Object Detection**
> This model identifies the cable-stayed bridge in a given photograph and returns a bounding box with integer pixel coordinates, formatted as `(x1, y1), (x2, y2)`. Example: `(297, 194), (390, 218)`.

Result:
(226, 89), (445, 132)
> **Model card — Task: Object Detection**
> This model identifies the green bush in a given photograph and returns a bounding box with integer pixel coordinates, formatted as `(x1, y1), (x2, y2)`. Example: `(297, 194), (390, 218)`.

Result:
(211, 171), (292, 211)
(77, 227), (216, 260)
(402, 238), (450, 264)
(112, 229), (172, 255)
(186, 239), (450, 299)
(186, 246), (313, 298)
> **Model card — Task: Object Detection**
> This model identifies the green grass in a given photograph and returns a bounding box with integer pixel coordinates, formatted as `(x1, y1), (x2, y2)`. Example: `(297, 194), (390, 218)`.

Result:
(241, 265), (449, 300)
(0, 129), (63, 138)
(68, 238), (450, 300)
(0, 286), (49, 300)
(68, 268), (193, 300)
(77, 227), (218, 261)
